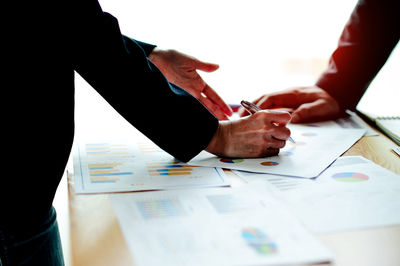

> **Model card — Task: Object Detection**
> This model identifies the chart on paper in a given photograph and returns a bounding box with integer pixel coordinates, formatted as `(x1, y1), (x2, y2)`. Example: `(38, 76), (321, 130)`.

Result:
(73, 139), (229, 193)
(110, 185), (332, 266)
(190, 126), (366, 178)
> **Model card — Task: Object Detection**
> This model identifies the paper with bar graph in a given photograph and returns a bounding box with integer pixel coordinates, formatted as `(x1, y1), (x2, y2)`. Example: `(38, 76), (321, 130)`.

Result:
(73, 139), (229, 194)
(110, 184), (332, 266)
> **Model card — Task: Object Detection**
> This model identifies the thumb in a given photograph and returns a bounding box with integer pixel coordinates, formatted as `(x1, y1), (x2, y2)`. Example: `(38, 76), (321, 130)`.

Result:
(291, 99), (330, 123)
(194, 59), (219, 72)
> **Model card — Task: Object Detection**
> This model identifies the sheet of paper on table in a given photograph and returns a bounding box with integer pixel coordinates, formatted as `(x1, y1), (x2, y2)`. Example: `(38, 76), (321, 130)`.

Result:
(73, 138), (229, 194)
(190, 127), (365, 178)
(304, 110), (378, 136)
(235, 156), (400, 233)
(110, 184), (333, 266)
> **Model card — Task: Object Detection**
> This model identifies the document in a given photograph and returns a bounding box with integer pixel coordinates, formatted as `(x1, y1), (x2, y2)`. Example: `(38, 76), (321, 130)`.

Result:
(190, 127), (365, 178)
(73, 138), (229, 193)
(303, 110), (378, 136)
(110, 185), (332, 266)
(234, 170), (314, 192)
(250, 156), (400, 233)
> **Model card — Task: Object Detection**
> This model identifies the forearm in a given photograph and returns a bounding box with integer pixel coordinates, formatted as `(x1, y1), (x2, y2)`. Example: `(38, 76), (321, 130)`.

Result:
(316, 0), (399, 111)
(72, 4), (218, 162)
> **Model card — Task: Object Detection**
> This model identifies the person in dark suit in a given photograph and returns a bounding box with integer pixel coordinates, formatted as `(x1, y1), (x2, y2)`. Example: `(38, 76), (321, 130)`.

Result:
(240, 0), (399, 122)
(0, 0), (291, 265)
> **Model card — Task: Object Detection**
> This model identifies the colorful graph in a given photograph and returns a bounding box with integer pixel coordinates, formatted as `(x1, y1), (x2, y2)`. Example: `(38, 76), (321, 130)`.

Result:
(136, 199), (186, 219)
(332, 172), (369, 182)
(301, 132), (318, 137)
(88, 163), (133, 183)
(241, 227), (277, 255)
(220, 158), (244, 163)
(147, 161), (195, 176)
(260, 161), (279, 166)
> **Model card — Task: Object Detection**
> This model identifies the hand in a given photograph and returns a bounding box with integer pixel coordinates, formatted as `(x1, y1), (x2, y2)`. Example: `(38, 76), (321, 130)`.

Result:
(148, 48), (232, 120)
(206, 111), (292, 158)
(238, 86), (341, 123)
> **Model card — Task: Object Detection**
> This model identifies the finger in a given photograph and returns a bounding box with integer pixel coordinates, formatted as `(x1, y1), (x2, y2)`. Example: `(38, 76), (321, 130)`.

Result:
(257, 91), (302, 110)
(270, 126), (291, 141)
(255, 111), (292, 126)
(203, 84), (233, 116)
(262, 148), (280, 157)
(194, 59), (219, 73)
(267, 138), (287, 149)
(291, 99), (337, 123)
(252, 95), (267, 106)
(201, 96), (229, 120)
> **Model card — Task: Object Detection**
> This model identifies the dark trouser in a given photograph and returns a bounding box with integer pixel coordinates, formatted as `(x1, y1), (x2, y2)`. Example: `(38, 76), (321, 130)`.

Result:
(0, 207), (64, 266)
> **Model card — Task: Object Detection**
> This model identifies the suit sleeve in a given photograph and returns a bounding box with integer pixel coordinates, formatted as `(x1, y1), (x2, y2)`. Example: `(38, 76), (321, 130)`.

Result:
(123, 37), (156, 57)
(316, 0), (400, 111)
(71, 0), (218, 162)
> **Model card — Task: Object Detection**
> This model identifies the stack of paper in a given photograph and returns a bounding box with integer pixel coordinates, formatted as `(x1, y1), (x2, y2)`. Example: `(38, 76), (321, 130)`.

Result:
(72, 118), (391, 266)
(189, 125), (366, 178)
(110, 185), (332, 266)
(73, 138), (230, 194)
(235, 156), (400, 233)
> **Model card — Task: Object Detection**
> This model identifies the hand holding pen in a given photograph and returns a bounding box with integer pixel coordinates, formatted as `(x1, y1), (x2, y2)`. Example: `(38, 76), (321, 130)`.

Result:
(206, 102), (292, 158)
(241, 100), (295, 143)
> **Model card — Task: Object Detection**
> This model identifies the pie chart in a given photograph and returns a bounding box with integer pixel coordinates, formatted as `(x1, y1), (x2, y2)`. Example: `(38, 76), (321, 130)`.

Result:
(332, 172), (369, 182)
(260, 161), (279, 166)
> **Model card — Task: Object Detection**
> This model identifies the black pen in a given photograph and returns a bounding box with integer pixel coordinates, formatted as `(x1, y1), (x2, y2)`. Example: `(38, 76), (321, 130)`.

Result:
(240, 100), (295, 143)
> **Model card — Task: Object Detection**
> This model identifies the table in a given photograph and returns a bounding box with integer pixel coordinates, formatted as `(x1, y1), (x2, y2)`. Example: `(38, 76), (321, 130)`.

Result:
(68, 133), (400, 266)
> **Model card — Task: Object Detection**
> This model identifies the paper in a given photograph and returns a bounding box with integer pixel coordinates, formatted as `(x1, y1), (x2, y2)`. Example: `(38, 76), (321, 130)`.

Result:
(110, 185), (332, 266)
(269, 156), (400, 233)
(190, 127), (365, 178)
(73, 139), (230, 193)
(303, 110), (377, 136)
(234, 170), (314, 192)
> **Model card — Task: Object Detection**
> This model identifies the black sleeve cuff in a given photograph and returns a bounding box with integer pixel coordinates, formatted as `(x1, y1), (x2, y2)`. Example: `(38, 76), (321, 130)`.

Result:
(122, 35), (156, 57)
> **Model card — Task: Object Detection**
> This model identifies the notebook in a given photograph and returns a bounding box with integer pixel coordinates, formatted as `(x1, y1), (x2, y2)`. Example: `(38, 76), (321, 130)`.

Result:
(375, 116), (400, 145)
(357, 109), (400, 145)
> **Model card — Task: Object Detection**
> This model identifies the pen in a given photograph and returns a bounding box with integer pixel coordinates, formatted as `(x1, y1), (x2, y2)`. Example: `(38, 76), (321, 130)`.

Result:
(240, 100), (295, 143)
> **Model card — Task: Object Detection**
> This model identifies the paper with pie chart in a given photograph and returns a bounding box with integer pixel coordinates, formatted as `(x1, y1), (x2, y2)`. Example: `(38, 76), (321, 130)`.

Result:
(274, 156), (400, 233)
(73, 139), (229, 194)
(189, 126), (366, 178)
(110, 184), (332, 266)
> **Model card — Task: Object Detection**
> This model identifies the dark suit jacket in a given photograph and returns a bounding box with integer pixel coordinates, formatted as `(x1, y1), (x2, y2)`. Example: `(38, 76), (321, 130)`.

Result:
(1, 0), (218, 229)
(316, 0), (399, 111)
